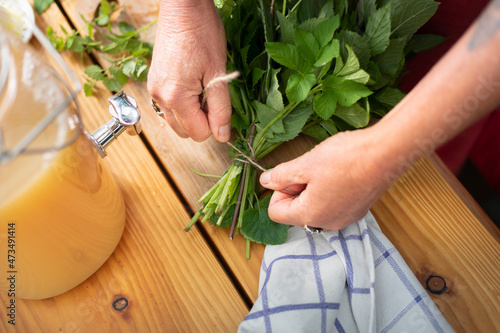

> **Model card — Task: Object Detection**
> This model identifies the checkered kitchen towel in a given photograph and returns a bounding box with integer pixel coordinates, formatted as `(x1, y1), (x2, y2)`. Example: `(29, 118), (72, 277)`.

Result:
(238, 212), (453, 333)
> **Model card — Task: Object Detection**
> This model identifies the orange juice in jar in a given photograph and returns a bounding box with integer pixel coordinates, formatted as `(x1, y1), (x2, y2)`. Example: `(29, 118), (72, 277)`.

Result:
(0, 20), (133, 299)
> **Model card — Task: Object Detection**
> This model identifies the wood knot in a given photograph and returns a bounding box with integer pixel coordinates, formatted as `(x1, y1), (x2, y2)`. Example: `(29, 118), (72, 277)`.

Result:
(426, 274), (448, 295)
(112, 297), (129, 311)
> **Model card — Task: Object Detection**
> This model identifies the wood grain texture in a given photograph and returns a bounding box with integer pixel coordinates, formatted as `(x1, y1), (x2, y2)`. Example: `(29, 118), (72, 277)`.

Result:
(55, 1), (499, 332)
(372, 155), (500, 333)
(0, 3), (248, 332)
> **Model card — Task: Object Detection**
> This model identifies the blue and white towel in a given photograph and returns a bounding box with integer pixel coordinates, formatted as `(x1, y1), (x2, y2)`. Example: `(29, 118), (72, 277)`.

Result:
(238, 212), (453, 333)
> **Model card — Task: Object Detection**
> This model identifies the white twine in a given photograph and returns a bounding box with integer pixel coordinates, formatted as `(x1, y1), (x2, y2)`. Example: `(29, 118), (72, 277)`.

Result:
(200, 71), (240, 110)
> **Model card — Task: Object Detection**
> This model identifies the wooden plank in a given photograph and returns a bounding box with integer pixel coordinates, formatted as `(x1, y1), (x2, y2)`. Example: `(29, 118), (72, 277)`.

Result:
(371, 155), (500, 333)
(57, 1), (499, 331)
(0, 3), (249, 332)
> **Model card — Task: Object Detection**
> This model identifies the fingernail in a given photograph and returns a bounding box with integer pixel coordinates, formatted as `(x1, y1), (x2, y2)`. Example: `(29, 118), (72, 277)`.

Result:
(218, 124), (231, 142)
(260, 170), (271, 185)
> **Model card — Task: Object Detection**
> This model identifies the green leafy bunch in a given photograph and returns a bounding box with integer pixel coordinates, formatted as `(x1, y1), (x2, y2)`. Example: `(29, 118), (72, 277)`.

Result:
(45, 0), (155, 96)
(188, 0), (442, 257)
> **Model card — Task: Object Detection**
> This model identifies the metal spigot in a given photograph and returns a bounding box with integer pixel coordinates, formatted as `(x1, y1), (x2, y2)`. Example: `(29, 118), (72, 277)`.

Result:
(87, 91), (142, 158)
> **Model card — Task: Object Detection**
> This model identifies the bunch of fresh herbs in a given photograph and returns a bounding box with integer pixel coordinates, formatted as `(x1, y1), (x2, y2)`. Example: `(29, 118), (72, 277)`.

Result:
(187, 0), (443, 257)
(44, 0), (155, 96)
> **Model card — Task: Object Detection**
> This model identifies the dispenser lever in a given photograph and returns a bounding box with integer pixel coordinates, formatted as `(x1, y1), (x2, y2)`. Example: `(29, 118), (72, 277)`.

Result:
(87, 91), (142, 158)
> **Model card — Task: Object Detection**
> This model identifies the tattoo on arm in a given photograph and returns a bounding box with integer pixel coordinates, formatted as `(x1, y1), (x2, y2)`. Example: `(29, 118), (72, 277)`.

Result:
(469, 0), (500, 50)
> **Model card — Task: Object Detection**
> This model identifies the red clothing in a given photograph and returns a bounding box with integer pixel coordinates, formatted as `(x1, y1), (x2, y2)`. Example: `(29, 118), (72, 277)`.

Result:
(399, 0), (500, 194)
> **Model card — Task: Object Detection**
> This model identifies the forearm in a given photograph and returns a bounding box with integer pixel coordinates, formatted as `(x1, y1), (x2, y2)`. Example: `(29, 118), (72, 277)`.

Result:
(374, 0), (500, 178)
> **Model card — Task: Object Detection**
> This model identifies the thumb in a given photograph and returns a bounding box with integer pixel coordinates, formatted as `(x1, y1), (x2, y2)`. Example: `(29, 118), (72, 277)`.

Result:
(259, 158), (308, 191)
(205, 82), (232, 142)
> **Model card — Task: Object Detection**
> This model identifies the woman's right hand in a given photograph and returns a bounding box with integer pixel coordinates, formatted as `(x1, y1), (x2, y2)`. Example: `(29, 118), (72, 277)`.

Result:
(147, 0), (232, 142)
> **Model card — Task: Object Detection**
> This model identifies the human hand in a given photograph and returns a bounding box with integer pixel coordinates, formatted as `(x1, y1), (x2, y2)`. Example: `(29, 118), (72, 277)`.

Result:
(259, 128), (397, 231)
(147, 0), (231, 142)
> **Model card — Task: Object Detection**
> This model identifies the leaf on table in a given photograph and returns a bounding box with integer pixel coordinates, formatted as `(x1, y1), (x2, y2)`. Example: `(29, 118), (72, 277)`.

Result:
(364, 4), (392, 56)
(241, 196), (289, 245)
(103, 77), (122, 92)
(34, 0), (54, 14)
(84, 65), (105, 81)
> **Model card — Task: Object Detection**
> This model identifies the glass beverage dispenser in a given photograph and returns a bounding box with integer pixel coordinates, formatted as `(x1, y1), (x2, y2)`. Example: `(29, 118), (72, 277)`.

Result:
(0, 12), (140, 299)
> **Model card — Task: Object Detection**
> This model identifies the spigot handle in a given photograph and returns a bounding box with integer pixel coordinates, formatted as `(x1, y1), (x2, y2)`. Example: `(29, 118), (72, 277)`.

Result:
(87, 91), (141, 158)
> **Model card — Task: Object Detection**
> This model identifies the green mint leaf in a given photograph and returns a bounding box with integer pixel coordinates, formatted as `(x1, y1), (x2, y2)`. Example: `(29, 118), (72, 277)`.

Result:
(314, 15), (340, 47)
(297, 18), (328, 34)
(265, 42), (300, 71)
(102, 41), (128, 55)
(334, 103), (369, 128)
(366, 61), (382, 85)
(361, 0), (377, 23)
(334, 45), (360, 76)
(240, 196), (289, 245)
(84, 65), (105, 81)
(251, 68), (266, 88)
(375, 37), (406, 79)
(334, 0), (349, 16)
(364, 5), (392, 56)
(318, 1), (334, 18)
(69, 36), (86, 53)
(109, 66), (128, 86)
(34, 0), (54, 14)
(303, 123), (329, 142)
(314, 90), (338, 120)
(119, 22), (136, 34)
(286, 73), (316, 103)
(122, 60), (136, 77)
(374, 87), (406, 107)
(295, 29), (320, 66)
(83, 83), (93, 97)
(266, 69), (284, 112)
(268, 104), (314, 143)
(323, 75), (372, 107)
(338, 30), (371, 67)
(210, 205), (236, 228)
(408, 34), (446, 53)
(253, 100), (285, 139)
(136, 66), (149, 82)
(314, 39), (340, 67)
(342, 69), (371, 84)
(231, 113), (249, 132)
(320, 119), (338, 136)
(385, 0), (439, 38)
(276, 11), (295, 44)
(103, 77), (122, 92)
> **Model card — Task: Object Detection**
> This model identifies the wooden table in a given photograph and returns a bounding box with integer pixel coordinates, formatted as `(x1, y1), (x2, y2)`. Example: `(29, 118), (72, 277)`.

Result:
(1, 1), (499, 331)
